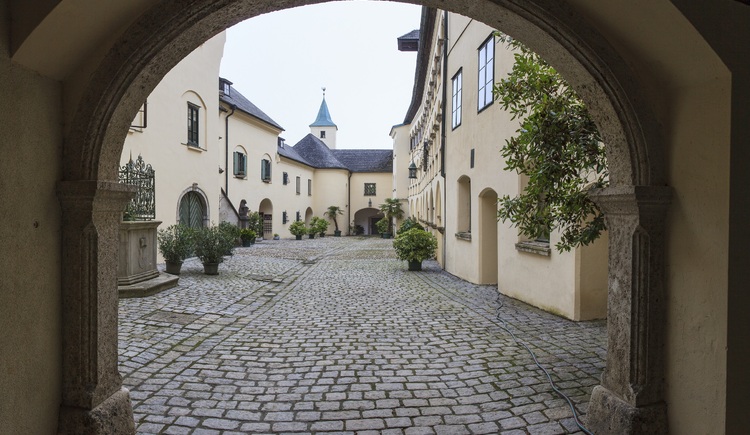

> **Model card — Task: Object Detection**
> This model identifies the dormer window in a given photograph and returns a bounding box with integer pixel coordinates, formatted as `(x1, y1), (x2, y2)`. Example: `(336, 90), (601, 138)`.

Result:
(219, 78), (232, 96)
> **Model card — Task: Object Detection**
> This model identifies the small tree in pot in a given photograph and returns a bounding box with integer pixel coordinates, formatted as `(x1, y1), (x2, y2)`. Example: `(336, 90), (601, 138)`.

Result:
(392, 228), (437, 271)
(289, 220), (307, 240)
(240, 228), (256, 247)
(324, 205), (343, 236)
(378, 198), (404, 236)
(312, 216), (329, 237)
(193, 225), (233, 275)
(157, 224), (195, 275)
(376, 217), (390, 238)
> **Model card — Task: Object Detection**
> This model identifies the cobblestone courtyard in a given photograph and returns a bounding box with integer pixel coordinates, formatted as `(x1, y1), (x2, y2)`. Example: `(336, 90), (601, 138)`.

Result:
(118, 237), (606, 434)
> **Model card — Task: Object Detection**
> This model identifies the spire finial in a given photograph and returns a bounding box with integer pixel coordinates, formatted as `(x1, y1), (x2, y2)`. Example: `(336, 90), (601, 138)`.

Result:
(322, 86), (326, 98)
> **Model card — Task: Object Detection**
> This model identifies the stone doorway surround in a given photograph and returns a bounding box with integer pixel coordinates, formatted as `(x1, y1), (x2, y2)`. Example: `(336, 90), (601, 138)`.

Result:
(58, 0), (672, 433)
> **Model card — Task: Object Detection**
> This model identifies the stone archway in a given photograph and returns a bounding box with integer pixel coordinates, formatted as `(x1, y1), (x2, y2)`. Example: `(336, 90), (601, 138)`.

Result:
(58, 1), (673, 433)
(259, 198), (273, 239)
(478, 188), (499, 285)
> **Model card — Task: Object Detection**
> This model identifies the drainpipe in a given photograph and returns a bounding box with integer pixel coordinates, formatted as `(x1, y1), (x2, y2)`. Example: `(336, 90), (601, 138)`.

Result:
(347, 170), (352, 234)
(440, 11), (449, 267)
(225, 104), (236, 196)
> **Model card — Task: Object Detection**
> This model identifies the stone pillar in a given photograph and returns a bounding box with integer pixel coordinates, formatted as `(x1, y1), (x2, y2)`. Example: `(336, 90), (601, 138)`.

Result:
(587, 185), (672, 434)
(57, 181), (136, 434)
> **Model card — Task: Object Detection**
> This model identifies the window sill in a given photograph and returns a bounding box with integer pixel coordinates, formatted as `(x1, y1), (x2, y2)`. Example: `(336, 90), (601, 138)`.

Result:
(184, 143), (205, 152)
(455, 231), (472, 241)
(515, 241), (551, 257)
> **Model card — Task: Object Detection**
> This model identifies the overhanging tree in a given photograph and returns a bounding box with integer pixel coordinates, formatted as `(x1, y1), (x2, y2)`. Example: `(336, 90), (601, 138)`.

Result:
(494, 35), (608, 252)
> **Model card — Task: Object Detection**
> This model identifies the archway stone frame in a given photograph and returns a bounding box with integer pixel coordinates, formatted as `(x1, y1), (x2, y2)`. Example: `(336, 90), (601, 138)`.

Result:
(176, 184), (211, 228)
(59, 0), (671, 433)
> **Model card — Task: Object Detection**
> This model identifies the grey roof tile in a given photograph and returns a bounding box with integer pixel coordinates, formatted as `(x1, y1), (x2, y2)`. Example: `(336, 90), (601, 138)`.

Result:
(219, 79), (284, 131)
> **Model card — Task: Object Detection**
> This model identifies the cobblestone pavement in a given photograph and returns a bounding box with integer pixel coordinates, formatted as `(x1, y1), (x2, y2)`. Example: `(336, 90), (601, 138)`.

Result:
(119, 237), (606, 434)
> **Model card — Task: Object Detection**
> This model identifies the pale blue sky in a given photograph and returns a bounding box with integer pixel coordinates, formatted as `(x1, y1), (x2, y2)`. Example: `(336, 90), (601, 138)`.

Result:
(219, 1), (422, 150)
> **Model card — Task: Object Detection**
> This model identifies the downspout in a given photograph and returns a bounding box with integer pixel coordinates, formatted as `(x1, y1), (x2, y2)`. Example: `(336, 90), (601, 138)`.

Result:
(224, 104), (237, 196)
(440, 10), (449, 267)
(348, 170), (352, 234)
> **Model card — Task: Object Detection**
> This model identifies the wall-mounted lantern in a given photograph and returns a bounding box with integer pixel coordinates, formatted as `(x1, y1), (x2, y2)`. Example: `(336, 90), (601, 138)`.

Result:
(368, 198), (372, 208)
(408, 162), (417, 179)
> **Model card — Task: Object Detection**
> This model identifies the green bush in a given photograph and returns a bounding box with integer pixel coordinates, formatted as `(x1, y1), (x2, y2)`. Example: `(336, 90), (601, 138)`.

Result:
(240, 228), (256, 242)
(289, 220), (307, 237)
(393, 228), (437, 263)
(194, 225), (232, 264)
(398, 217), (424, 234)
(218, 221), (240, 245)
(157, 225), (195, 263)
(376, 217), (390, 234)
(312, 216), (329, 235)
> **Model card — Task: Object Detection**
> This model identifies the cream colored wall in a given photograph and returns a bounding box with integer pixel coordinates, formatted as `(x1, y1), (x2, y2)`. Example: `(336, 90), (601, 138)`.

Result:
(443, 15), (607, 320)
(0, 10), (62, 432)
(312, 169), (349, 233)
(121, 33), (225, 240)
(276, 158), (315, 237)
(221, 103), (287, 237)
(351, 171), (393, 219)
(310, 126), (337, 149)
(391, 124), (411, 202)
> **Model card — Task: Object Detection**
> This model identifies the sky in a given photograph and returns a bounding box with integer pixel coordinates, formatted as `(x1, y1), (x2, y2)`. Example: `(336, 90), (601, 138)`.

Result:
(219, 1), (422, 150)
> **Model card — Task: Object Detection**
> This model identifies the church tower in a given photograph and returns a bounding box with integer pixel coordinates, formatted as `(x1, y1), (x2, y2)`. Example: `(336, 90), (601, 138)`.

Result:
(310, 88), (338, 149)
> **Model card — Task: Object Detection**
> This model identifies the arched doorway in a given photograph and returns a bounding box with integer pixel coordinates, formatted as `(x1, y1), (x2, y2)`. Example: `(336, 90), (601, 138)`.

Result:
(57, 1), (677, 433)
(259, 198), (273, 239)
(353, 207), (383, 235)
(478, 188), (498, 284)
(304, 207), (313, 226)
(177, 190), (208, 229)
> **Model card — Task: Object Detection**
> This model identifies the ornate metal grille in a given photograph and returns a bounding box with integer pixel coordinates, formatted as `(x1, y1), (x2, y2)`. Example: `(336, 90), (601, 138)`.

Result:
(119, 155), (156, 221)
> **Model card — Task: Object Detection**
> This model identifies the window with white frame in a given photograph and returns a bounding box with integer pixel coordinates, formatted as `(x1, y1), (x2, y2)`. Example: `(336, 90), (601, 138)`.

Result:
(296, 176), (301, 194)
(452, 69), (462, 129)
(308, 179), (312, 196)
(477, 36), (494, 111)
(187, 103), (200, 146)
(233, 151), (247, 177)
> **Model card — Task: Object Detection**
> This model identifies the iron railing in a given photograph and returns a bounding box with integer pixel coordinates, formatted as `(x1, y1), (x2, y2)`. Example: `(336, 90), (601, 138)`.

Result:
(119, 154), (155, 221)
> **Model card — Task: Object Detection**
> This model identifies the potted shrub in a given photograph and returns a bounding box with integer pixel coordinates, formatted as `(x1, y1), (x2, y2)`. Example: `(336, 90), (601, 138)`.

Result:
(312, 216), (329, 237)
(392, 228), (438, 271)
(193, 225), (233, 275)
(398, 217), (424, 233)
(289, 220), (307, 240)
(378, 198), (404, 235)
(218, 221), (240, 255)
(273, 233), (280, 240)
(157, 224), (195, 275)
(324, 205), (344, 236)
(306, 220), (317, 239)
(376, 217), (391, 238)
(240, 228), (256, 247)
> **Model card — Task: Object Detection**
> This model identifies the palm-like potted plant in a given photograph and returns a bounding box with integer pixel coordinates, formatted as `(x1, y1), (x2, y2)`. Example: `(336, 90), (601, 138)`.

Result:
(324, 205), (344, 236)
(193, 225), (234, 275)
(392, 228), (438, 271)
(289, 220), (307, 240)
(157, 224), (195, 275)
(240, 228), (256, 247)
(378, 198), (404, 237)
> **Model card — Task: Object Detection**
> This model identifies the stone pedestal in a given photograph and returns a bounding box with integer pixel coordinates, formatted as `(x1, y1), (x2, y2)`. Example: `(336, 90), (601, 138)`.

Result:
(587, 186), (671, 434)
(118, 220), (161, 286)
(57, 181), (136, 434)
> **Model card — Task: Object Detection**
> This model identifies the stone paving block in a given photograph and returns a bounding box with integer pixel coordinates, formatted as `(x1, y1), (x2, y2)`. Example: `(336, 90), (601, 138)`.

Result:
(118, 238), (605, 434)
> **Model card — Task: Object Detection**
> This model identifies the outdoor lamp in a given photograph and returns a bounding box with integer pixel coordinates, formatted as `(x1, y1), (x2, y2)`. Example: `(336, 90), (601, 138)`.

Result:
(408, 162), (417, 179)
(368, 199), (372, 208)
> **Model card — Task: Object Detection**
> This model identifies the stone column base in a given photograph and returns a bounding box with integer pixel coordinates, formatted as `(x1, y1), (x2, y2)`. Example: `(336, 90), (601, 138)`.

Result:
(58, 388), (134, 435)
(586, 386), (668, 434)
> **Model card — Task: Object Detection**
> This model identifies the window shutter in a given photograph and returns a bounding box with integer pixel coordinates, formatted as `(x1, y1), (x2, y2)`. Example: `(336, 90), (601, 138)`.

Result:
(260, 160), (266, 181)
(233, 152), (239, 175)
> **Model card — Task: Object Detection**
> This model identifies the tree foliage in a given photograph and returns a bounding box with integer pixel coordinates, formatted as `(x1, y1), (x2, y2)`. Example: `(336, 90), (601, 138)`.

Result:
(493, 35), (608, 252)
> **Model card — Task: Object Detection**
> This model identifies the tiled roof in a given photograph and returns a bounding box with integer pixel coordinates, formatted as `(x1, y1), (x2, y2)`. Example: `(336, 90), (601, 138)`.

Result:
(310, 98), (337, 127)
(219, 79), (284, 131)
(291, 134), (348, 170)
(332, 149), (393, 172)
(278, 134), (392, 173)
